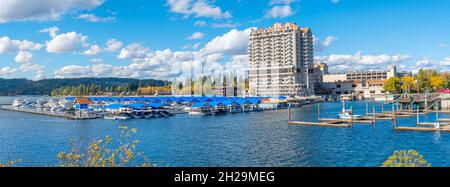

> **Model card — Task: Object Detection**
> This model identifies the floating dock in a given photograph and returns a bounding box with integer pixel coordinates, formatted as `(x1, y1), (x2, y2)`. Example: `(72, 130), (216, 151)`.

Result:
(395, 126), (450, 132)
(288, 121), (351, 128)
(0, 105), (99, 120)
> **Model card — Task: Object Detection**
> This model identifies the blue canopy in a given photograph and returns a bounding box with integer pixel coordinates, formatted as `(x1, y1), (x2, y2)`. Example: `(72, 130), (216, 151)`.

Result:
(192, 102), (209, 108)
(105, 103), (125, 109)
(129, 103), (147, 109)
(236, 99), (250, 105)
(222, 100), (238, 107)
(150, 103), (166, 109)
(209, 101), (223, 107)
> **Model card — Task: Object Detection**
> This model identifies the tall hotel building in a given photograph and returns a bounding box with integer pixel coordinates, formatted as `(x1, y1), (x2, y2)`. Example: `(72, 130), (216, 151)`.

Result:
(248, 23), (314, 97)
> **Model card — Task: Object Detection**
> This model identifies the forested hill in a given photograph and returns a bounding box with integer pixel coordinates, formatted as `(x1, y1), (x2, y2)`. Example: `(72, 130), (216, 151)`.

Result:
(0, 78), (171, 96)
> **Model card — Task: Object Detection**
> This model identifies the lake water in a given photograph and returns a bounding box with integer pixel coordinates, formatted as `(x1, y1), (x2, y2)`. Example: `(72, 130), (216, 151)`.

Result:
(1, 97), (450, 167)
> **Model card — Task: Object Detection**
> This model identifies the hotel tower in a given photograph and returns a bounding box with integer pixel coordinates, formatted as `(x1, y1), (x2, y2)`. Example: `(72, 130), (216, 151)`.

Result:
(248, 23), (314, 97)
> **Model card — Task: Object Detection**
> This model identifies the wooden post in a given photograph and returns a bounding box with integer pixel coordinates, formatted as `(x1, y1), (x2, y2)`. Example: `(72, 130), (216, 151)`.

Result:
(417, 107), (420, 126)
(393, 104), (397, 129)
(436, 103), (439, 122)
(317, 103), (321, 121)
(350, 106), (354, 128)
(366, 101), (369, 116)
(288, 104), (292, 122)
(372, 106), (376, 124)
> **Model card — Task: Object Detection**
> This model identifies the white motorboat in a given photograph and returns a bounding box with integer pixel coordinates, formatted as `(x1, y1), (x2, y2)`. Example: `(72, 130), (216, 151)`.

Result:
(339, 101), (364, 120)
(12, 99), (23, 107)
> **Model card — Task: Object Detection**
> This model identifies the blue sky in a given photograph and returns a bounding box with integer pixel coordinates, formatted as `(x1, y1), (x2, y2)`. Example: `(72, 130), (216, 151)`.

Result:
(0, 0), (449, 80)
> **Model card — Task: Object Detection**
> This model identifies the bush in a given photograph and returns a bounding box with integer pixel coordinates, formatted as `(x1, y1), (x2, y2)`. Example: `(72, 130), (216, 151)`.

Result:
(57, 126), (155, 167)
(382, 150), (431, 167)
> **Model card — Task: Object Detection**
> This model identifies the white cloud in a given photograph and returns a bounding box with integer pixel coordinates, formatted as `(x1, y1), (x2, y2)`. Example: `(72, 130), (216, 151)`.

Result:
(316, 51), (412, 73)
(315, 35), (338, 52)
(46, 32), (88, 53)
(105, 38), (123, 52)
(15, 51), (34, 63)
(0, 36), (42, 54)
(182, 42), (202, 50)
(90, 58), (103, 63)
(83, 45), (102, 56)
(264, 5), (294, 19)
(75, 13), (115, 23)
(188, 32), (204, 40)
(55, 28), (254, 80)
(39, 26), (60, 38)
(200, 28), (252, 55)
(194, 20), (207, 26)
(211, 23), (238, 28)
(166, 0), (232, 19)
(117, 43), (149, 59)
(0, 67), (17, 76)
(269, 0), (295, 5)
(19, 63), (45, 80)
(0, 0), (106, 23)
(439, 43), (447, 48)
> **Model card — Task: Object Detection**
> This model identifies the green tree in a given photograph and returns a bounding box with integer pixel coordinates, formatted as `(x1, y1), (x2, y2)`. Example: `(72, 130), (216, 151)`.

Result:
(384, 77), (401, 94)
(382, 150), (431, 167)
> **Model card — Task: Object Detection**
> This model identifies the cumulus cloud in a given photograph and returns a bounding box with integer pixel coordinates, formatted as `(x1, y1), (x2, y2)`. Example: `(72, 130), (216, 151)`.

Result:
(0, 0), (106, 23)
(316, 51), (412, 73)
(19, 63), (45, 80)
(56, 28), (254, 80)
(200, 28), (252, 55)
(46, 32), (88, 53)
(105, 38), (123, 52)
(90, 58), (103, 63)
(194, 20), (207, 26)
(166, 0), (232, 19)
(0, 67), (17, 76)
(0, 36), (42, 54)
(187, 32), (204, 40)
(75, 13), (115, 23)
(269, 0), (295, 5)
(264, 5), (294, 19)
(83, 45), (102, 56)
(15, 50), (34, 63)
(117, 43), (149, 59)
(315, 35), (338, 52)
(39, 26), (60, 38)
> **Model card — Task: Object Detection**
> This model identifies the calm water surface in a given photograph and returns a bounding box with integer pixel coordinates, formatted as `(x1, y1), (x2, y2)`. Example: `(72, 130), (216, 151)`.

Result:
(1, 97), (450, 167)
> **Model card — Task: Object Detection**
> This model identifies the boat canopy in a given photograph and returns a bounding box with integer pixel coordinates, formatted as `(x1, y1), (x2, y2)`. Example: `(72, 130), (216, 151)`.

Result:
(192, 102), (210, 108)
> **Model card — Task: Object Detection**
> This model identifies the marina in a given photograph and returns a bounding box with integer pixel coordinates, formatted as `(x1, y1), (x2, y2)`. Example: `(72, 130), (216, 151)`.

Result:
(1, 96), (322, 120)
(4, 99), (450, 167)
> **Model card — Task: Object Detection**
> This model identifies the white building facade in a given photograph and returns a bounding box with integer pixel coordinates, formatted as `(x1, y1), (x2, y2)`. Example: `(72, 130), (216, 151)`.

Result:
(248, 23), (314, 97)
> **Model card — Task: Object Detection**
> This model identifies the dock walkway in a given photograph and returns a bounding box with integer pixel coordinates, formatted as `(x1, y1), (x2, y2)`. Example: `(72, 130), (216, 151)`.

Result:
(0, 105), (99, 120)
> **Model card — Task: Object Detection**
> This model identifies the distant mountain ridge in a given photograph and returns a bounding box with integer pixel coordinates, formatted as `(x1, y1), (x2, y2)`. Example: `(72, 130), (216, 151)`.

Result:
(0, 77), (171, 96)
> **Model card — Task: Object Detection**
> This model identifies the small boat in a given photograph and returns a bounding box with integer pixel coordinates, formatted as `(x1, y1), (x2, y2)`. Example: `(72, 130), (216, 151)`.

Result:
(189, 109), (214, 116)
(104, 113), (131, 120)
(12, 99), (23, 107)
(339, 101), (364, 120)
(339, 112), (364, 120)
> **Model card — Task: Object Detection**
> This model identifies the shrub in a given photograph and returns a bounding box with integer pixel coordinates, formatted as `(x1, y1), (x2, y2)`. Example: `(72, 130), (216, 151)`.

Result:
(57, 126), (155, 167)
(382, 150), (431, 167)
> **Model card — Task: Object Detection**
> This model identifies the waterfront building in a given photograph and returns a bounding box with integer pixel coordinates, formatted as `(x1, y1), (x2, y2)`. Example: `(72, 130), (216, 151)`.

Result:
(73, 97), (92, 110)
(248, 23), (315, 97)
(320, 65), (396, 100)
